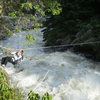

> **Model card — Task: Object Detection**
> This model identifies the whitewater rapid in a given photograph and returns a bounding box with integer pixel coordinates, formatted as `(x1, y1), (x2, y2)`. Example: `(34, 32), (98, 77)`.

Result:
(0, 29), (100, 100)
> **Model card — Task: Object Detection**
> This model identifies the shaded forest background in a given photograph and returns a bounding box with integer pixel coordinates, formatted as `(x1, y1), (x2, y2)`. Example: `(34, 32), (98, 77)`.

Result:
(42, 0), (100, 61)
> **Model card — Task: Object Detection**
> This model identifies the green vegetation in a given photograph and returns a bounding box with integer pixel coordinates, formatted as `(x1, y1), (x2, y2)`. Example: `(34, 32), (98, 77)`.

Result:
(0, 0), (61, 16)
(0, 67), (53, 100)
(8, 11), (17, 18)
(42, 92), (52, 100)
(0, 67), (23, 100)
(43, 0), (100, 45)
(42, 0), (100, 61)
(0, 0), (100, 59)
(28, 91), (52, 100)
(24, 33), (36, 46)
(28, 91), (40, 100)
(0, 0), (62, 45)
(14, 26), (21, 32)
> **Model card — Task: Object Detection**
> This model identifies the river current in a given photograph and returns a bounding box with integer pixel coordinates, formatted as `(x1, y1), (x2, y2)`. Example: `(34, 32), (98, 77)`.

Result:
(0, 29), (100, 100)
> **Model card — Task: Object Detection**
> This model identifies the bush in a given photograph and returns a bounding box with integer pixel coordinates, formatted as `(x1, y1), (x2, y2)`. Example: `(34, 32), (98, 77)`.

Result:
(28, 91), (40, 100)
(0, 67), (52, 100)
(28, 91), (52, 100)
(0, 70), (23, 100)
(42, 92), (52, 100)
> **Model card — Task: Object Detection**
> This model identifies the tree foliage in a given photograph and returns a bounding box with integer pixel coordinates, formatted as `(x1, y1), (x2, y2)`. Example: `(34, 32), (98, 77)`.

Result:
(24, 33), (36, 46)
(42, 0), (100, 60)
(0, 0), (62, 16)
(42, 0), (100, 45)
(0, 0), (62, 46)
(28, 91), (52, 100)
(0, 70), (23, 100)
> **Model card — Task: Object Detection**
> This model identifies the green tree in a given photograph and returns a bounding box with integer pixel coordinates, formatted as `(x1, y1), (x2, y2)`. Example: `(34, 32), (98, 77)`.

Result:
(0, 70), (23, 100)
(42, 0), (100, 60)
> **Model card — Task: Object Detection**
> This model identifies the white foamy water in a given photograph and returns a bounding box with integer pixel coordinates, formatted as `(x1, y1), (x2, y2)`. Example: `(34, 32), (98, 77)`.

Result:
(1, 29), (100, 100)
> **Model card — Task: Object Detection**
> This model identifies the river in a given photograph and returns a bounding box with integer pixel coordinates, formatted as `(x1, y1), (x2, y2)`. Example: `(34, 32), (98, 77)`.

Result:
(0, 29), (100, 100)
